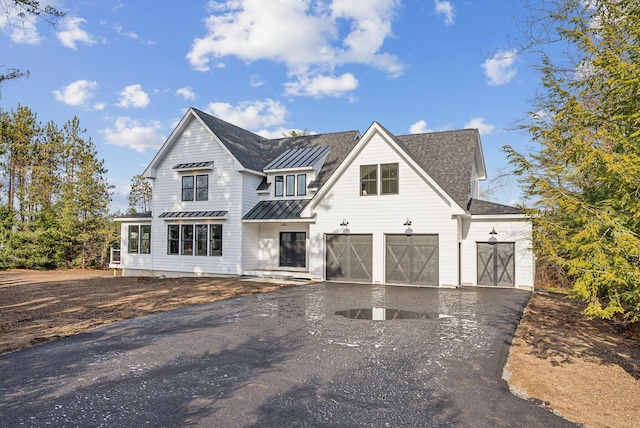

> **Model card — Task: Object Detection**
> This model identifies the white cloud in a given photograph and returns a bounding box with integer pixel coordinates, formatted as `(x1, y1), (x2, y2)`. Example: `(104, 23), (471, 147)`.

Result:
(101, 117), (165, 152)
(249, 74), (265, 88)
(204, 99), (288, 130)
(284, 73), (358, 97)
(57, 17), (96, 49)
(52, 80), (98, 106)
(464, 117), (496, 135)
(482, 49), (518, 86)
(187, 0), (403, 97)
(434, 0), (454, 26)
(0, 12), (41, 44)
(409, 120), (434, 134)
(117, 84), (150, 108)
(176, 87), (196, 101)
(94, 102), (106, 111)
(114, 24), (155, 44)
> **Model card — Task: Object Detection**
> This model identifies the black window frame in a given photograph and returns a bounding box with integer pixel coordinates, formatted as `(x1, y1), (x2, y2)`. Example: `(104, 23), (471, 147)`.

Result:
(297, 174), (306, 196)
(167, 225), (180, 255)
(182, 176), (194, 201)
(128, 225), (139, 253)
(360, 165), (377, 196)
(210, 224), (223, 257)
(381, 163), (399, 195)
(181, 224), (194, 255)
(195, 224), (208, 256)
(275, 175), (284, 197)
(140, 224), (151, 254)
(196, 174), (208, 201)
(285, 175), (295, 196)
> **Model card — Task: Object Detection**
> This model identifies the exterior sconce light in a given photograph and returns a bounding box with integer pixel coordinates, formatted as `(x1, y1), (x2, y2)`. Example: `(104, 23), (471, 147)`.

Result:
(488, 227), (498, 245)
(340, 219), (350, 234)
(404, 218), (413, 236)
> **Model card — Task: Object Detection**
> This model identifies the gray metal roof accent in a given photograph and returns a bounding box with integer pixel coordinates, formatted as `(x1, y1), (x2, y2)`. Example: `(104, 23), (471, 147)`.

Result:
(467, 198), (523, 215)
(257, 178), (270, 191)
(173, 161), (213, 169)
(242, 199), (310, 220)
(394, 128), (480, 209)
(159, 211), (228, 218)
(115, 211), (152, 219)
(264, 146), (332, 171)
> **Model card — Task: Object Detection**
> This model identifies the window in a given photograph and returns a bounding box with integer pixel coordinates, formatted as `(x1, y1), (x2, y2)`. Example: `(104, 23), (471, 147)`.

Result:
(210, 225), (223, 256)
(280, 232), (306, 267)
(286, 175), (295, 196)
(167, 224), (223, 257)
(140, 225), (151, 254)
(182, 176), (194, 201)
(168, 225), (179, 255)
(381, 163), (399, 194)
(360, 165), (377, 195)
(181, 225), (194, 255)
(128, 226), (139, 253)
(297, 174), (306, 196)
(196, 225), (208, 256)
(196, 175), (208, 201)
(182, 175), (208, 201)
(275, 175), (284, 197)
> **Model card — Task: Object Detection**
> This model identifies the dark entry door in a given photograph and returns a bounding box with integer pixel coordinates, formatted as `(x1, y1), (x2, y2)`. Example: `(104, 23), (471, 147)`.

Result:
(280, 232), (306, 267)
(385, 234), (439, 285)
(326, 234), (372, 282)
(477, 242), (515, 286)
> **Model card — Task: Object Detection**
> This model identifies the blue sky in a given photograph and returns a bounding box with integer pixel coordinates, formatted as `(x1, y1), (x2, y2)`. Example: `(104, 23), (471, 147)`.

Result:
(1, 0), (539, 212)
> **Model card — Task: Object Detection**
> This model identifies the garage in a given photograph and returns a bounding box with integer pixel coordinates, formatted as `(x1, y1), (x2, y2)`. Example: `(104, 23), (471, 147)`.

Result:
(326, 234), (373, 282)
(385, 234), (439, 286)
(477, 242), (515, 286)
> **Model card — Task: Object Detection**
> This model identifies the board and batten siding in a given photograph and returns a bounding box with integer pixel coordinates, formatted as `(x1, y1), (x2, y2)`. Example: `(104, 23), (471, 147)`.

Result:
(148, 116), (243, 275)
(461, 218), (534, 288)
(309, 131), (460, 286)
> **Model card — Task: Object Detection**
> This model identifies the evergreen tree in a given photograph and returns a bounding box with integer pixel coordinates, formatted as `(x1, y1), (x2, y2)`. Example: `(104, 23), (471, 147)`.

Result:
(127, 174), (152, 214)
(506, 0), (640, 325)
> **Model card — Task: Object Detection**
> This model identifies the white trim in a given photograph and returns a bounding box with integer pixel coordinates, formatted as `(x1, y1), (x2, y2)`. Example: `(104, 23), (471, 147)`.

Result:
(116, 217), (152, 222)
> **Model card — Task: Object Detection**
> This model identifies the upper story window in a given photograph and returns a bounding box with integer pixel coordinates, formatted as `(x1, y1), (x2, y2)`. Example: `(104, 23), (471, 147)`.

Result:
(275, 176), (284, 197)
(182, 174), (208, 201)
(360, 165), (377, 195)
(381, 163), (399, 194)
(286, 175), (295, 196)
(297, 174), (306, 196)
(361, 163), (398, 196)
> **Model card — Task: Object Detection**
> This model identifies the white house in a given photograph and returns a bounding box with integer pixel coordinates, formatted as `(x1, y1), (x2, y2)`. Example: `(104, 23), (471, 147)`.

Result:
(114, 108), (534, 289)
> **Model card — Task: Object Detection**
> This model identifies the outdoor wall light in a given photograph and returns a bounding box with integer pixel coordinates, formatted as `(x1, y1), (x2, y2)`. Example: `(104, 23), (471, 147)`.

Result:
(340, 219), (350, 234)
(404, 218), (413, 236)
(488, 227), (498, 245)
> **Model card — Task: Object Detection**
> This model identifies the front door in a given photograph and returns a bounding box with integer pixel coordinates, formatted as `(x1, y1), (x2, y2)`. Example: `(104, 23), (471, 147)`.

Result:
(280, 232), (306, 267)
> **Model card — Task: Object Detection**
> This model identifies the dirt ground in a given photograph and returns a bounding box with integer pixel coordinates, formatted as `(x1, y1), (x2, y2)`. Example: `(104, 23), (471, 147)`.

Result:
(1, 270), (639, 426)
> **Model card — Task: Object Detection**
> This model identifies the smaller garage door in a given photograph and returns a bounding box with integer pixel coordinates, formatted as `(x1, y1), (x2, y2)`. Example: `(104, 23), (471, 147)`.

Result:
(326, 234), (372, 282)
(477, 242), (515, 286)
(385, 234), (439, 286)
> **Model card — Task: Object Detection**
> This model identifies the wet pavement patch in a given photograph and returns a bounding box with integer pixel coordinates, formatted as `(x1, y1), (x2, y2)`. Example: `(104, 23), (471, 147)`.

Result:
(335, 308), (448, 320)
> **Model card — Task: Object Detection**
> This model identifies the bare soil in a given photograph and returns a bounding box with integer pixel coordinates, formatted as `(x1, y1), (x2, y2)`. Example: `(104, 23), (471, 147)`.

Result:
(1, 270), (639, 426)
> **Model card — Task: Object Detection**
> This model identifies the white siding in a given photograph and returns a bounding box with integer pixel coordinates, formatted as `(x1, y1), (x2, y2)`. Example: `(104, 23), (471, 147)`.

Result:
(241, 172), (264, 270)
(148, 116), (243, 275)
(309, 132), (460, 286)
(460, 218), (534, 288)
(119, 222), (152, 270)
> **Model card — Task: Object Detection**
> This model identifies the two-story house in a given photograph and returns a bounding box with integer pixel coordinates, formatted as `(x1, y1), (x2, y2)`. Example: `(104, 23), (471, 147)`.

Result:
(114, 107), (533, 289)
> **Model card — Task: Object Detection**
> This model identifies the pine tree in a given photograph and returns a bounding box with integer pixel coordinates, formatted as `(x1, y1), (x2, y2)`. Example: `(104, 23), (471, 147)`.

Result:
(127, 174), (152, 214)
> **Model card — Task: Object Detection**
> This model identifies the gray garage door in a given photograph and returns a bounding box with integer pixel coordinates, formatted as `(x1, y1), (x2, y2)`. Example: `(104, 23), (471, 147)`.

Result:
(385, 234), (439, 286)
(326, 234), (372, 282)
(477, 242), (515, 286)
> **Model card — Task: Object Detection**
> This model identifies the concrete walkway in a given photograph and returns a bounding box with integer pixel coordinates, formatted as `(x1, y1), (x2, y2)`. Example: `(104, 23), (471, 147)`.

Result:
(0, 283), (575, 427)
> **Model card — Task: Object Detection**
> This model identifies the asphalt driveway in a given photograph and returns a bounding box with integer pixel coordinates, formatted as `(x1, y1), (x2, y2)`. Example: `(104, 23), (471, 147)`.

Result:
(0, 283), (575, 427)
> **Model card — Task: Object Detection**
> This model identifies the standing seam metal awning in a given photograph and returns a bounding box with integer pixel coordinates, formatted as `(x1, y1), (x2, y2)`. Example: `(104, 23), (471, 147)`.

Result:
(242, 200), (312, 221)
(159, 211), (227, 219)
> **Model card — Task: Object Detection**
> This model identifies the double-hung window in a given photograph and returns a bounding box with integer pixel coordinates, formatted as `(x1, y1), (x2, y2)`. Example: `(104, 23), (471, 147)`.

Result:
(168, 225), (179, 255)
(381, 163), (399, 194)
(182, 175), (208, 201)
(360, 165), (377, 195)
(128, 225), (151, 254)
(181, 225), (194, 255)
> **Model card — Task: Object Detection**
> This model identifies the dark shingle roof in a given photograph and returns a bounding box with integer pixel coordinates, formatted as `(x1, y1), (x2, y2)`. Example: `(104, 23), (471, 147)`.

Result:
(467, 199), (523, 215)
(192, 109), (359, 189)
(243, 200), (311, 220)
(394, 129), (480, 209)
(116, 211), (152, 219)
